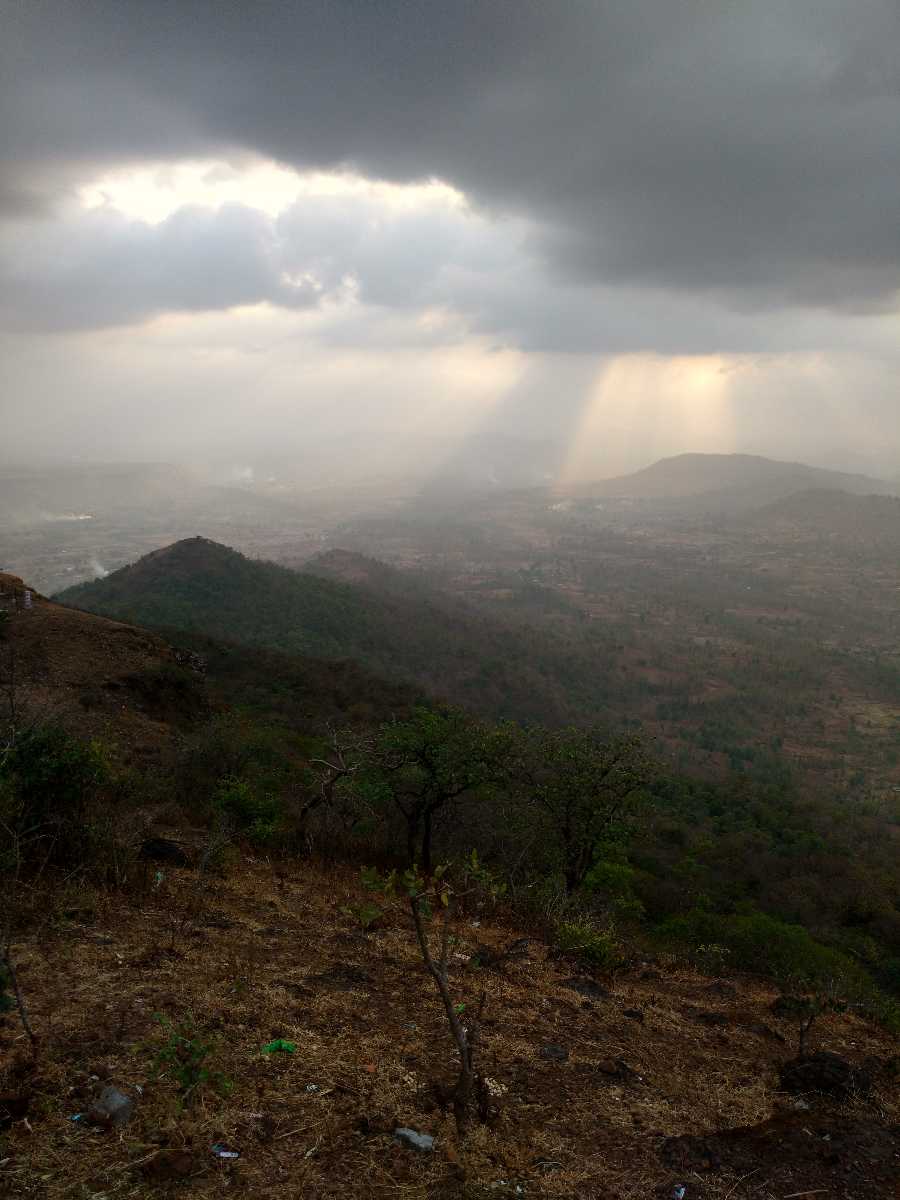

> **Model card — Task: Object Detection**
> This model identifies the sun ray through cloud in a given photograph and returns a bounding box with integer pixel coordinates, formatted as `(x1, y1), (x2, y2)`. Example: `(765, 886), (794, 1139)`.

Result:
(559, 354), (738, 486)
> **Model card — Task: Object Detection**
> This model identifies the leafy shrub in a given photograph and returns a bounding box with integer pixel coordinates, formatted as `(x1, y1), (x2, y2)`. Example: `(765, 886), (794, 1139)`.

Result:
(452, 849), (508, 917)
(657, 908), (866, 988)
(341, 900), (384, 931)
(0, 724), (110, 867)
(555, 920), (622, 968)
(582, 858), (646, 919)
(213, 775), (280, 845)
(693, 942), (732, 976)
(177, 715), (290, 807)
(150, 1013), (231, 1104)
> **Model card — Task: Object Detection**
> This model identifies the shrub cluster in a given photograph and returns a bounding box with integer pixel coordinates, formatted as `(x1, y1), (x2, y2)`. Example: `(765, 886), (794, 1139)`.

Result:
(1, 699), (897, 1029)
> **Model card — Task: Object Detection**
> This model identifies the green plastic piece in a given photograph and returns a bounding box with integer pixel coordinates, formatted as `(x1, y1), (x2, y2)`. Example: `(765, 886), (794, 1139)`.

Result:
(262, 1038), (296, 1054)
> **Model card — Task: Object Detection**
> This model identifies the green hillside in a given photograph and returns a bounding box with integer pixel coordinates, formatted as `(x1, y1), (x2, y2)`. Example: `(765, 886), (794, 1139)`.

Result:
(57, 538), (618, 727)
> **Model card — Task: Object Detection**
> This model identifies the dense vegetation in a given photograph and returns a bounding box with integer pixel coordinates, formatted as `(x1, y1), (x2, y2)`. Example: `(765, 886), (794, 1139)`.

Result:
(3, 665), (896, 1031)
(48, 537), (900, 1022)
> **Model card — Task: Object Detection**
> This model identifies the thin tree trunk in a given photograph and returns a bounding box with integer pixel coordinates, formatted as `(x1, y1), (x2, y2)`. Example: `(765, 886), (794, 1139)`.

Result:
(421, 808), (433, 877)
(406, 814), (418, 868)
(564, 855), (579, 894)
(2, 944), (37, 1058)
(409, 895), (473, 1134)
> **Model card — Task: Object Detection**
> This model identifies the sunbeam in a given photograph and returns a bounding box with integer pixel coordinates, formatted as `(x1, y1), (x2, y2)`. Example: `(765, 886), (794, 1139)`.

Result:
(560, 354), (738, 485)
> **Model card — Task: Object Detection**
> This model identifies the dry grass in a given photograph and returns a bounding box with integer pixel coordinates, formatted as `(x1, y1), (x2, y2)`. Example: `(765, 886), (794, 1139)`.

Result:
(3, 590), (190, 763)
(0, 857), (896, 1199)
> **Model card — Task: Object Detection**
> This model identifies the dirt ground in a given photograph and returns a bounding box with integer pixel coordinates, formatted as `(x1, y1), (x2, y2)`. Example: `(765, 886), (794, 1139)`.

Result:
(0, 857), (896, 1199)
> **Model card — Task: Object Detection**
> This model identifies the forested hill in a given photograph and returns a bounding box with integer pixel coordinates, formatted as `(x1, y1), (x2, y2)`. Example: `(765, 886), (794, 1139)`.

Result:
(57, 538), (616, 727)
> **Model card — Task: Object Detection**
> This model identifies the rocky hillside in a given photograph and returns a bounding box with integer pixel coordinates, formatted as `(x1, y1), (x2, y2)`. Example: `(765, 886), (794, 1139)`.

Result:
(2, 856), (896, 1199)
(3, 571), (898, 1200)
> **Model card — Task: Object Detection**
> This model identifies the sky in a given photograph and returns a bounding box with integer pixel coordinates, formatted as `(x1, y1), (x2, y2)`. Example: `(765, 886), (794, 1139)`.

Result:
(2, 0), (900, 481)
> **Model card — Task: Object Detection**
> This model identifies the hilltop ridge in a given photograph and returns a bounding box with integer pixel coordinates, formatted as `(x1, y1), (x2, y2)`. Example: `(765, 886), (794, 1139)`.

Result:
(7, 549), (900, 1200)
(57, 539), (618, 726)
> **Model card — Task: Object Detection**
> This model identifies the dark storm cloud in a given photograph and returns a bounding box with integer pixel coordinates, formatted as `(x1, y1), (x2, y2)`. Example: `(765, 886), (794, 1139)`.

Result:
(4, 0), (900, 317)
(0, 204), (321, 331)
(0, 190), (492, 334)
(5, 187), (884, 357)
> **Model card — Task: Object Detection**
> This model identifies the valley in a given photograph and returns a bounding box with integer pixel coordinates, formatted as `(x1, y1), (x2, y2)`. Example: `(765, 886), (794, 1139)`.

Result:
(326, 484), (900, 798)
(39, 451), (899, 804)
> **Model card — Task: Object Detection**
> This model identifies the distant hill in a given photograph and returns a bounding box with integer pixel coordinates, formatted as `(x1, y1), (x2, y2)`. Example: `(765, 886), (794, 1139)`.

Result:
(567, 453), (892, 510)
(0, 461), (305, 530)
(746, 488), (900, 548)
(57, 538), (619, 726)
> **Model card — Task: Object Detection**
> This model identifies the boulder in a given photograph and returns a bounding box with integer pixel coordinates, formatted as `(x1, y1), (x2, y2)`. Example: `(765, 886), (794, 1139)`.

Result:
(86, 1085), (134, 1128)
(139, 837), (189, 867)
(394, 1127), (435, 1152)
(142, 1150), (203, 1181)
(779, 1051), (872, 1099)
(561, 976), (609, 1000)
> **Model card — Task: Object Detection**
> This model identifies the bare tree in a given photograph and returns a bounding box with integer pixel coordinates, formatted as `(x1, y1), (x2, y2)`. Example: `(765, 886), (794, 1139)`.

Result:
(365, 863), (501, 1135)
(408, 880), (483, 1135)
(296, 725), (373, 846)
